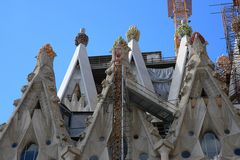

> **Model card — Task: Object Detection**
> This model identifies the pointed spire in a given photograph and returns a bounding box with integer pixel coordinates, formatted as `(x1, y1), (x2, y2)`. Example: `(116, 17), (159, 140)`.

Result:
(37, 44), (56, 67)
(112, 36), (130, 51)
(126, 25), (155, 92)
(75, 28), (89, 46)
(112, 36), (130, 65)
(59, 28), (97, 111)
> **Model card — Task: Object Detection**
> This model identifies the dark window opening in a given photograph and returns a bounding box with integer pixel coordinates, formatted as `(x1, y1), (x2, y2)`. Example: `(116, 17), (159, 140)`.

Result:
(20, 143), (38, 160)
(201, 132), (221, 159)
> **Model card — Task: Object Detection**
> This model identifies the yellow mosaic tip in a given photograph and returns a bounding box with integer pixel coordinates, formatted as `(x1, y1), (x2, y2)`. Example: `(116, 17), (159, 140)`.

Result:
(126, 25), (140, 42)
(112, 36), (130, 51)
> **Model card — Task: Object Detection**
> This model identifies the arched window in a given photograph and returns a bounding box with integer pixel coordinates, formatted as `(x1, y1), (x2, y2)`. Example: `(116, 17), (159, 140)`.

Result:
(20, 143), (38, 160)
(139, 153), (148, 160)
(89, 155), (98, 160)
(201, 132), (221, 159)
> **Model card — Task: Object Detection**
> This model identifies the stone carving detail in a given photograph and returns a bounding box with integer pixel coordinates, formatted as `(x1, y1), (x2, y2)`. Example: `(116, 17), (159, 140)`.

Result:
(27, 72), (35, 82)
(75, 28), (89, 46)
(13, 99), (21, 107)
(126, 25), (140, 42)
(180, 86), (188, 96)
(185, 73), (192, 82)
(0, 123), (6, 132)
(187, 60), (196, 71)
(51, 95), (60, 103)
(21, 85), (28, 93)
(189, 32), (206, 45)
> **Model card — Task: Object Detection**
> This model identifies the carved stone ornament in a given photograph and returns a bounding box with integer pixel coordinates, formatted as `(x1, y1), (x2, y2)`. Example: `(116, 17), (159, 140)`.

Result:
(181, 86), (188, 96)
(27, 72), (35, 82)
(126, 25), (140, 42)
(75, 28), (89, 46)
(13, 99), (21, 107)
(189, 32), (206, 45)
(187, 60), (196, 71)
(21, 85), (28, 93)
(185, 73), (192, 83)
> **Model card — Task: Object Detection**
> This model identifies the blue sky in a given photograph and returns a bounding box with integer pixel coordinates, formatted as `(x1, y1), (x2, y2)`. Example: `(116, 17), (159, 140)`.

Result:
(0, 0), (230, 123)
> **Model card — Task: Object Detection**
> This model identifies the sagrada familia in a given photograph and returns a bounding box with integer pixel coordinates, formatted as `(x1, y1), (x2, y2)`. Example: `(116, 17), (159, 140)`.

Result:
(0, 3), (240, 160)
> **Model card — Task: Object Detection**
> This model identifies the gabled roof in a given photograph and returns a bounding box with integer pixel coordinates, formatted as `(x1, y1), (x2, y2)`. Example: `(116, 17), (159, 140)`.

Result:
(0, 44), (72, 160)
(167, 33), (240, 159)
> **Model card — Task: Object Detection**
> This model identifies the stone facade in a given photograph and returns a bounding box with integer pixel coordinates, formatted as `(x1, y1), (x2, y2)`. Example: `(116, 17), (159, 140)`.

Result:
(0, 27), (240, 160)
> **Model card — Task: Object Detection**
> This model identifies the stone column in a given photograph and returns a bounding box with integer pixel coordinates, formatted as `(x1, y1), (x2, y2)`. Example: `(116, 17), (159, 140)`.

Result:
(154, 139), (173, 160)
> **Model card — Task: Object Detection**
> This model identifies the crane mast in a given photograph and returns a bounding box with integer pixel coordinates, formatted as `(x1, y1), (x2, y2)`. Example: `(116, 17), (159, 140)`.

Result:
(167, 0), (192, 52)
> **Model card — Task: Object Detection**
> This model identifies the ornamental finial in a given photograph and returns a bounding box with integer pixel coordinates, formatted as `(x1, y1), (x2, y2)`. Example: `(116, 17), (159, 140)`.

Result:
(177, 23), (192, 38)
(126, 25), (140, 42)
(38, 44), (56, 59)
(75, 28), (89, 46)
(112, 37), (130, 65)
(112, 36), (130, 51)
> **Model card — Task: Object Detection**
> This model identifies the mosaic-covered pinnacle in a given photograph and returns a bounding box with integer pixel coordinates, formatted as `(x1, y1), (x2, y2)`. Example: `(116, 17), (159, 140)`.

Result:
(112, 36), (130, 51)
(75, 28), (89, 46)
(38, 44), (56, 59)
(126, 25), (140, 42)
(177, 23), (192, 38)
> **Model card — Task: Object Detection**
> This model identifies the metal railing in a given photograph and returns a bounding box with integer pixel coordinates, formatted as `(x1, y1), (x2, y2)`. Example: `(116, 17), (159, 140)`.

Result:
(89, 55), (176, 69)
(125, 78), (176, 113)
(142, 56), (176, 65)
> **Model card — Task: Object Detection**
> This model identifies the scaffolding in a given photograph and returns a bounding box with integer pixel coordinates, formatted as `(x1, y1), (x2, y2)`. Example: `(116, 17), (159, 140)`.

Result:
(221, 6), (238, 59)
(220, 1), (240, 103)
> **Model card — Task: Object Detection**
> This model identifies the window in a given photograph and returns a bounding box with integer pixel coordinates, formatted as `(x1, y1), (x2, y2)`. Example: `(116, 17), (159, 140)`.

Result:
(181, 151), (191, 158)
(139, 153), (148, 160)
(20, 143), (38, 160)
(89, 155), (98, 160)
(201, 132), (221, 159)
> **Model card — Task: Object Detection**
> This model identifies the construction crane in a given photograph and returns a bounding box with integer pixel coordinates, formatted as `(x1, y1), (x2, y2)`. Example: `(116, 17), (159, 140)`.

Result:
(167, 0), (192, 52)
(168, 0), (192, 30)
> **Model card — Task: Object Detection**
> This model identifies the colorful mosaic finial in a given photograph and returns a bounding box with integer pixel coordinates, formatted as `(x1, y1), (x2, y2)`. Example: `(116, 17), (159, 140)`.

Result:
(75, 28), (89, 46)
(177, 23), (192, 38)
(112, 36), (130, 51)
(126, 25), (140, 42)
(38, 44), (56, 59)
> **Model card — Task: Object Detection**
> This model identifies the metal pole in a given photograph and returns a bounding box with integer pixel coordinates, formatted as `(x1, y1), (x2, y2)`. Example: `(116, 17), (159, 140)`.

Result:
(121, 64), (125, 160)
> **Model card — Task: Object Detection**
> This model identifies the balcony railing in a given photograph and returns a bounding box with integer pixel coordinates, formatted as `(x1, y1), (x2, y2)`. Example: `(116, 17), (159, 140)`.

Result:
(89, 55), (176, 69)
